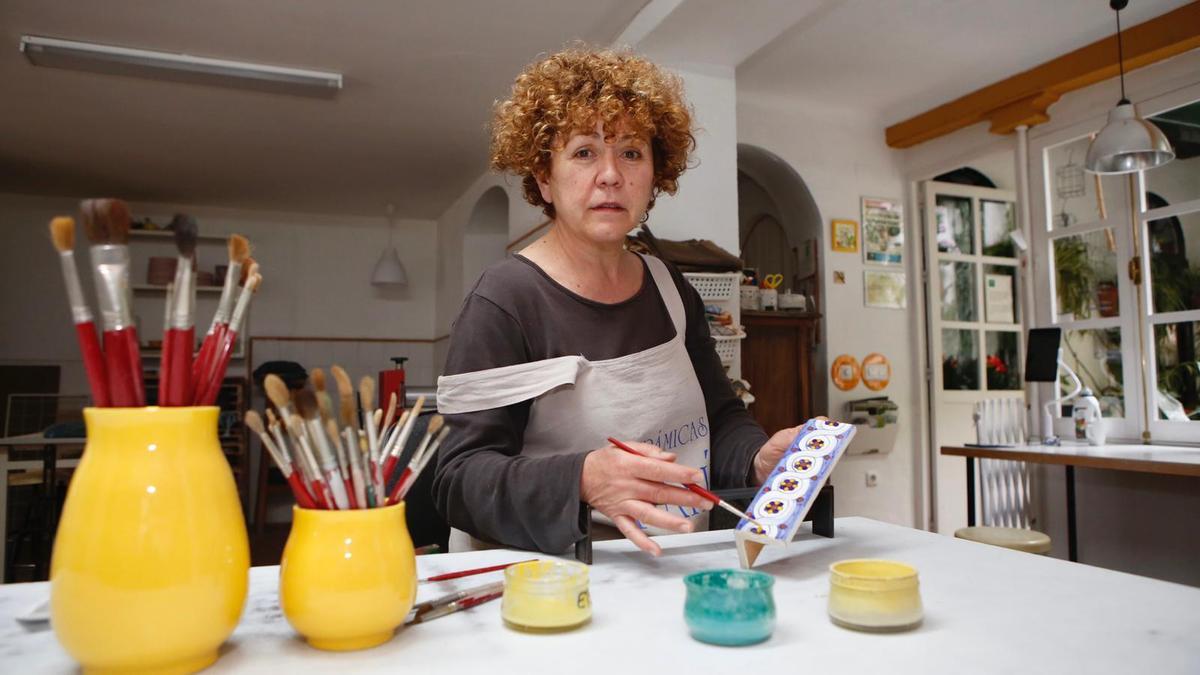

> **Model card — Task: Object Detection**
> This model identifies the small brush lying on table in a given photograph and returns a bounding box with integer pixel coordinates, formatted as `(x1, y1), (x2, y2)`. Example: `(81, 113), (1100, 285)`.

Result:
(606, 436), (768, 530)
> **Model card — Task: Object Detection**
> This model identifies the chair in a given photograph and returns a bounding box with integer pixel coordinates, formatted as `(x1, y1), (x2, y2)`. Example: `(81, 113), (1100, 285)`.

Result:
(955, 458), (1052, 554)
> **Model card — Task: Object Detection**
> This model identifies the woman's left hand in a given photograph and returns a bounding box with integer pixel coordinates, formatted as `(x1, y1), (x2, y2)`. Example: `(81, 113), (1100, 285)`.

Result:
(751, 417), (829, 484)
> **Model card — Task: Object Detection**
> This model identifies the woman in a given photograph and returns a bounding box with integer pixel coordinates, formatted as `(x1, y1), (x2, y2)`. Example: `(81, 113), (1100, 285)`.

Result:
(434, 47), (800, 556)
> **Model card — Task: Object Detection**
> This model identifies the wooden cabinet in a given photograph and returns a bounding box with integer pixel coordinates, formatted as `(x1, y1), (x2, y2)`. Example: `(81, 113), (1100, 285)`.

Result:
(740, 311), (820, 433)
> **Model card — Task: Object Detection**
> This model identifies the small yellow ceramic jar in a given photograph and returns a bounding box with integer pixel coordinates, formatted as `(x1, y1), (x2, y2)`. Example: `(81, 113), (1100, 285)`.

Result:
(501, 560), (591, 632)
(280, 501), (416, 651)
(828, 559), (923, 631)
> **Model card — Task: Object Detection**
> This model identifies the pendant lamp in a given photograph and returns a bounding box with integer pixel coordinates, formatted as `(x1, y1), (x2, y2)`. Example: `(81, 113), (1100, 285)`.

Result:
(1084, 0), (1174, 174)
(371, 204), (408, 287)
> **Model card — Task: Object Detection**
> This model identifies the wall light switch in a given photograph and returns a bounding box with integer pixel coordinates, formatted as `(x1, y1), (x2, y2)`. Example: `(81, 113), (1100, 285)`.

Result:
(865, 470), (879, 488)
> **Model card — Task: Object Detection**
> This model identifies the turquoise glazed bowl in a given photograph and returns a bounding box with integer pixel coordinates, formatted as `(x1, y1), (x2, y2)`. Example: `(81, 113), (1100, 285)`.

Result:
(683, 569), (775, 646)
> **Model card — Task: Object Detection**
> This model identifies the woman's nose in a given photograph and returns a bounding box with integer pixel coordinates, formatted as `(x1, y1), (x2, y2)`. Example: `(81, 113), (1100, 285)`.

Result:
(595, 150), (623, 187)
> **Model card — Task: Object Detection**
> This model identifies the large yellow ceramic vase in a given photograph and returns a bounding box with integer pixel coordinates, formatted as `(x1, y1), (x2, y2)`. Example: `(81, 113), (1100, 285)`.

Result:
(280, 501), (417, 651)
(51, 407), (250, 674)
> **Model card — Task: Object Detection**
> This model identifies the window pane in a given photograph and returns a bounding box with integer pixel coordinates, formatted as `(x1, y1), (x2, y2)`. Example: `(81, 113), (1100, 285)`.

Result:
(1064, 328), (1123, 417)
(984, 264), (1019, 324)
(1145, 100), (1200, 204)
(939, 261), (976, 321)
(1052, 229), (1120, 321)
(1154, 321), (1199, 421)
(936, 195), (974, 254)
(942, 329), (979, 390)
(982, 200), (1016, 258)
(986, 331), (1021, 390)
(1148, 209), (1200, 313)
(1046, 135), (1121, 228)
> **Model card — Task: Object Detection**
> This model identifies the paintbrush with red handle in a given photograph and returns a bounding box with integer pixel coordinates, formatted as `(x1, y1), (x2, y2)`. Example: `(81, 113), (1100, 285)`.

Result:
(386, 421), (448, 505)
(160, 215), (197, 405)
(195, 268), (259, 405)
(193, 237), (250, 390)
(419, 559), (536, 585)
(50, 216), (111, 407)
(406, 581), (504, 625)
(82, 199), (143, 406)
(245, 410), (317, 509)
(605, 437), (767, 529)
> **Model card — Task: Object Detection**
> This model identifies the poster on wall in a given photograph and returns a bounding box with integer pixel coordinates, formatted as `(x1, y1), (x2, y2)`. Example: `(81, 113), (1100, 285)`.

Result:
(861, 197), (904, 265)
(864, 269), (907, 309)
(985, 273), (1015, 324)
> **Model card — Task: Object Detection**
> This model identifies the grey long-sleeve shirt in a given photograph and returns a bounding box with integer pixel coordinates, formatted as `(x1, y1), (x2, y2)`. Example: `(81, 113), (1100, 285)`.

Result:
(432, 254), (768, 553)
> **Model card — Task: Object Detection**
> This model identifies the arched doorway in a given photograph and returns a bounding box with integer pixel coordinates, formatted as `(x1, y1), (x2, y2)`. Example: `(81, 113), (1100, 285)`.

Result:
(463, 186), (509, 292)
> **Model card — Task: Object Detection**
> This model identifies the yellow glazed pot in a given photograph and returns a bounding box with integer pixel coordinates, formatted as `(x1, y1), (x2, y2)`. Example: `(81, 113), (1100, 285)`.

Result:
(51, 407), (250, 674)
(280, 501), (416, 651)
(828, 559), (923, 631)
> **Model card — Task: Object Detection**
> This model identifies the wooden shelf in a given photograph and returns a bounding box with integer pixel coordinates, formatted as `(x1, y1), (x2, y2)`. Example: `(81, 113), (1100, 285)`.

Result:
(129, 230), (229, 243)
(133, 284), (224, 294)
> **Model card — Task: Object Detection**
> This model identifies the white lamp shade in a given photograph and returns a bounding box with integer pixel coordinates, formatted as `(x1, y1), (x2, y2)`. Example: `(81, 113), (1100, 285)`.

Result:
(371, 247), (408, 286)
(1085, 102), (1174, 174)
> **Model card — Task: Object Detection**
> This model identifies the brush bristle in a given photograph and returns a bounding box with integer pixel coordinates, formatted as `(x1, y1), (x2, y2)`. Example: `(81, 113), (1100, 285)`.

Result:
(170, 214), (198, 257)
(79, 200), (107, 244)
(266, 408), (279, 426)
(311, 368), (327, 392)
(240, 258), (256, 285)
(264, 374), (291, 410)
(330, 366), (353, 396)
(294, 389), (319, 419)
(49, 217), (75, 252)
(98, 199), (130, 244)
(245, 273), (262, 292)
(427, 415), (445, 436)
(244, 410), (265, 435)
(228, 234), (250, 264)
(358, 376), (375, 412)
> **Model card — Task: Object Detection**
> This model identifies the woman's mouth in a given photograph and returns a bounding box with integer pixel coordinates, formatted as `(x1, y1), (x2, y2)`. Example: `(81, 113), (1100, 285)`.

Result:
(590, 202), (626, 212)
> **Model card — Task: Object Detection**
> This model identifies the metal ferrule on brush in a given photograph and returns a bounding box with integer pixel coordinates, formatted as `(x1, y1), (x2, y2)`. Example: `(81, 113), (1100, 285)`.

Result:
(169, 256), (195, 330)
(210, 261), (242, 330)
(90, 244), (133, 330)
(59, 251), (93, 324)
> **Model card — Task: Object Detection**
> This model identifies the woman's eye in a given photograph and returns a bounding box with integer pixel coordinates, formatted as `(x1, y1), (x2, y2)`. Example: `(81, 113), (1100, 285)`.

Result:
(623, 149), (643, 160)
(573, 147), (593, 158)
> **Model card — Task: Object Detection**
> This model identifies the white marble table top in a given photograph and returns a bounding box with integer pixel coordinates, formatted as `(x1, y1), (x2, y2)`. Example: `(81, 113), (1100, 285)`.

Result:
(2, 517), (1198, 673)
(943, 440), (1200, 476)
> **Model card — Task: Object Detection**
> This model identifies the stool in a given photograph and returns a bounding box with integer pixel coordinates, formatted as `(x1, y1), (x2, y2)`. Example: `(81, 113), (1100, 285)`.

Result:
(954, 526), (1052, 554)
(5, 468), (72, 582)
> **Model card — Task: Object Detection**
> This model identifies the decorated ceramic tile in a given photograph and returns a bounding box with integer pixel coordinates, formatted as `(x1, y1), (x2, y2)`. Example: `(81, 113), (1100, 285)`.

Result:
(736, 419), (856, 567)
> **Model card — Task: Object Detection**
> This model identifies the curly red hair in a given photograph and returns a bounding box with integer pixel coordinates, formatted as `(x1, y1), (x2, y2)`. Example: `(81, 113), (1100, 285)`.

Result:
(489, 46), (696, 219)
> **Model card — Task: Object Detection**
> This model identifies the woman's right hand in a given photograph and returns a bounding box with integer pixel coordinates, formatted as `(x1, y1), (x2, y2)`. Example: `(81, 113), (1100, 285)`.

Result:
(579, 441), (712, 557)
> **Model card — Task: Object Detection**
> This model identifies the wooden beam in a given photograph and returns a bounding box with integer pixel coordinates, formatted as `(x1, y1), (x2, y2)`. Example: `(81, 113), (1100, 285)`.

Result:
(886, 2), (1200, 149)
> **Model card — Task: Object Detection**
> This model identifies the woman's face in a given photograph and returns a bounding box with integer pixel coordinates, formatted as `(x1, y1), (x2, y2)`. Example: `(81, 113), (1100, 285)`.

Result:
(536, 119), (654, 246)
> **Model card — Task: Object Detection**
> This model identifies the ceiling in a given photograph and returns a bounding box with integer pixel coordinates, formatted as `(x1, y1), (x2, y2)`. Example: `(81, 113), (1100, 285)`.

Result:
(1, 0), (1192, 219)
(736, 0), (1193, 125)
(0, 0), (646, 218)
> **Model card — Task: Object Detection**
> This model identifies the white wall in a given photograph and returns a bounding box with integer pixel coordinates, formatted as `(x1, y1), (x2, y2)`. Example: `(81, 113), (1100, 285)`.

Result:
(0, 192), (440, 394)
(737, 97), (917, 528)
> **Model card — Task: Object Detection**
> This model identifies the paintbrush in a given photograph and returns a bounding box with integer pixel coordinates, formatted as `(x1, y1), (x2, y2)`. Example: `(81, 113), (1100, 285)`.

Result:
(359, 376), (385, 504)
(82, 198), (143, 406)
(246, 410), (316, 509)
(296, 390), (350, 509)
(331, 366), (371, 506)
(160, 215), (197, 406)
(266, 376), (328, 508)
(312, 369), (353, 504)
(406, 581), (504, 625)
(419, 559), (535, 585)
(50, 216), (110, 407)
(381, 391), (398, 436)
(194, 237), (250, 388)
(270, 407), (322, 505)
(387, 422), (448, 505)
(381, 408), (410, 463)
(388, 414), (443, 487)
(606, 437), (767, 529)
(285, 413), (331, 508)
(195, 269), (259, 405)
(382, 394), (424, 479)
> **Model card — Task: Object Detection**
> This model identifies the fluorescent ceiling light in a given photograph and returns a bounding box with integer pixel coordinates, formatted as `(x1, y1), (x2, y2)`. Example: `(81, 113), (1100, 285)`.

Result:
(20, 35), (342, 91)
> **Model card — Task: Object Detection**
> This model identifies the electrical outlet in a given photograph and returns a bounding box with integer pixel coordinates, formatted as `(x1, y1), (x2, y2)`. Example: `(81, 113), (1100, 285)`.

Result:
(865, 471), (879, 488)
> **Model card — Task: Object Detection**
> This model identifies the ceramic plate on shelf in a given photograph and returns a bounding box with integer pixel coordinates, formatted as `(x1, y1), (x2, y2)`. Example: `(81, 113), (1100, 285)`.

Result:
(736, 419), (856, 568)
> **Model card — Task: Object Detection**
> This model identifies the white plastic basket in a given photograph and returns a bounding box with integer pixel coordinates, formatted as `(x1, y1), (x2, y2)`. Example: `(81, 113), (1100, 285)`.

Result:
(684, 272), (739, 302)
(712, 332), (745, 364)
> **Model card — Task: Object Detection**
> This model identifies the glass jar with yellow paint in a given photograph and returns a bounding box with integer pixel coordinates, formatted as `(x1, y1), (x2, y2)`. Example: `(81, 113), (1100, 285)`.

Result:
(502, 560), (591, 632)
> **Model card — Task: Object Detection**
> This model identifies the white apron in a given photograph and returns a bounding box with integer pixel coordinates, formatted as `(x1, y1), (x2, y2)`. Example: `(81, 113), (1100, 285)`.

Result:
(437, 254), (711, 552)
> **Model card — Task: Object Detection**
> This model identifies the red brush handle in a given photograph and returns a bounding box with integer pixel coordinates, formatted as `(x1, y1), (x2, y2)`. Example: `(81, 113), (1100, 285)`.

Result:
(385, 467), (413, 505)
(421, 560), (535, 583)
(162, 328), (193, 406)
(75, 322), (110, 407)
(457, 590), (504, 611)
(382, 455), (399, 486)
(103, 329), (138, 407)
(123, 327), (145, 406)
(196, 328), (237, 406)
(606, 437), (718, 506)
(286, 471), (318, 509)
(191, 327), (219, 394)
(345, 477), (358, 509)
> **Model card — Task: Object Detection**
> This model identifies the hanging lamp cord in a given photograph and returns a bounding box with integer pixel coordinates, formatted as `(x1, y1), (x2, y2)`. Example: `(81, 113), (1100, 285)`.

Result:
(1112, 0), (1128, 104)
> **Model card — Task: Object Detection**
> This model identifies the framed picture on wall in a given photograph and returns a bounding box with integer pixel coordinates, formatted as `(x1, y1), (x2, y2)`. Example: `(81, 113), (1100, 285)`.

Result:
(861, 197), (904, 265)
(831, 219), (859, 253)
(864, 269), (907, 309)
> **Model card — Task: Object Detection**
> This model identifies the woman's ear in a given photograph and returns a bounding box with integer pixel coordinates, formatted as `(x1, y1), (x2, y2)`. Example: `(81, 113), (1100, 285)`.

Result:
(535, 169), (553, 205)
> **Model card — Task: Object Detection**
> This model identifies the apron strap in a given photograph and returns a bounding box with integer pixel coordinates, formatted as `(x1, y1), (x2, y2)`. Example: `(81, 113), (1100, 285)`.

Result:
(437, 355), (585, 415)
(638, 254), (687, 339)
